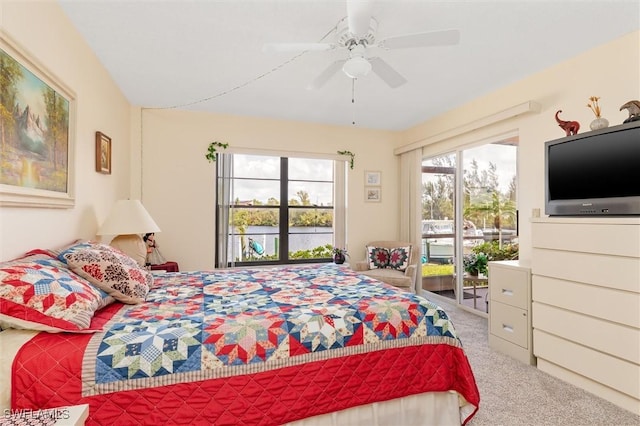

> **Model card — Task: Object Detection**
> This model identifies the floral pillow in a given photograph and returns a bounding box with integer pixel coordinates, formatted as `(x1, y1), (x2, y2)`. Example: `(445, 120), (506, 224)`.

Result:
(367, 246), (390, 269)
(64, 247), (152, 304)
(388, 246), (411, 272)
(55, 240), (102, 264)
(367, 246), (411, 271)
(0, 254), (108, 332)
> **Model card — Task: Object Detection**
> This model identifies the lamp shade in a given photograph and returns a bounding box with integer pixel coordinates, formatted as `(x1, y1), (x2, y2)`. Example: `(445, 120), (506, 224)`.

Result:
(97, 199), (160, 236)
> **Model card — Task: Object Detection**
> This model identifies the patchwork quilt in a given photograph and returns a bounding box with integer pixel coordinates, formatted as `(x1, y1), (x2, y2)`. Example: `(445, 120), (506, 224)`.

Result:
(12, 264), (479, 425)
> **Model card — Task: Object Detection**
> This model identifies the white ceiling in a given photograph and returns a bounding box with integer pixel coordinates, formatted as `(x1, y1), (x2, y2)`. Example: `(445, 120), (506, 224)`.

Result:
(58, 0), (640, 131)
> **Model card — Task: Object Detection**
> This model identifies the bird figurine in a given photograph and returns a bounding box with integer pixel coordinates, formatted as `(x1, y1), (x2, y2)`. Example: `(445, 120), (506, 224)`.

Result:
(619, 100), (640, 123)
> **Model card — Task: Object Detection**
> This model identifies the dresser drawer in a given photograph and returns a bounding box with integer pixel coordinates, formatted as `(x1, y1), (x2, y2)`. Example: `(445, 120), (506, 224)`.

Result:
(490, 302), (528, 348)
(489, 265), (528, 309)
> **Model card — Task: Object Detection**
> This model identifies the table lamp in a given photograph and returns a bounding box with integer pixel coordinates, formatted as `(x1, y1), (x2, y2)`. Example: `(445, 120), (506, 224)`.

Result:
(97, 199), (161, 266)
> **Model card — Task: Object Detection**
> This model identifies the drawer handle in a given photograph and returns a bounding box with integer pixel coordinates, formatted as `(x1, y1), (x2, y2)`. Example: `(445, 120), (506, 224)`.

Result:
(501, 289), (514, 296)
(502, 324), (514, 333)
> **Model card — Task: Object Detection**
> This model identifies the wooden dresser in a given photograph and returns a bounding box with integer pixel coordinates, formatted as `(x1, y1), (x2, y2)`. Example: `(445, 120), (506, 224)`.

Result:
(531, 217), (640, 415)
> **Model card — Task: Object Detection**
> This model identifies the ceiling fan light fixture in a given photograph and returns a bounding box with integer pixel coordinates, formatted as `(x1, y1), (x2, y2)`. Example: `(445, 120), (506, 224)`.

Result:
(342, 57), (371, 79)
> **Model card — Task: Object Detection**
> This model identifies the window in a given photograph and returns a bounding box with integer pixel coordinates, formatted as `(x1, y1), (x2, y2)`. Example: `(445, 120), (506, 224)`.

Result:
(216, 154), (343, 267)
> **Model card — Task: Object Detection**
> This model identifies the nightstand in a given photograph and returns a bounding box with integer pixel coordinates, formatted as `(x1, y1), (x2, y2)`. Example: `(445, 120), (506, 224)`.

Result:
(150, 261), (179, 272)
(488, 260), (535, 365)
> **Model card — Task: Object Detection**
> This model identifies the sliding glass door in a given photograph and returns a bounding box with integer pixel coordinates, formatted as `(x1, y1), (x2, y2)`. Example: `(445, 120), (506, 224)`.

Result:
(421, 153), (457, 299)
(421, 135), (519, 313)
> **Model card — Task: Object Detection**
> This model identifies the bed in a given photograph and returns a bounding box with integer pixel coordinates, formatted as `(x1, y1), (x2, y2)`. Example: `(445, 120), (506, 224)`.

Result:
(0, 241), (479, 425)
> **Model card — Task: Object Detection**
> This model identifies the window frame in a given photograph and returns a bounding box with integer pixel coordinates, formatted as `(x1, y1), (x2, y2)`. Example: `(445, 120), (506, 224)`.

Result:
(215, 154), (344, 268)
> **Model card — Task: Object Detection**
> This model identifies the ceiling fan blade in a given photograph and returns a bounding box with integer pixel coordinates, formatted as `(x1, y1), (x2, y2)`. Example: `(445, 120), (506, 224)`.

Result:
(308, 59), (346, 90)
(379, 29), (460, 49)
(346, 0), (374, 37)
(369, 57), (407, 88)
(262, 43), (335, 53)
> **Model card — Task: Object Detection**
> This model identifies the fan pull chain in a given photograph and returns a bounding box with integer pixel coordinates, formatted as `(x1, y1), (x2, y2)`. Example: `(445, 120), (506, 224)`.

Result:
(351, 78), (356, 126)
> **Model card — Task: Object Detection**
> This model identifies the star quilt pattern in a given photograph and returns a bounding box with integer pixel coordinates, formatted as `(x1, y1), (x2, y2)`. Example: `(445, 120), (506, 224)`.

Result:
(83, 264), (458, 393)
(12, 263), (480, 425)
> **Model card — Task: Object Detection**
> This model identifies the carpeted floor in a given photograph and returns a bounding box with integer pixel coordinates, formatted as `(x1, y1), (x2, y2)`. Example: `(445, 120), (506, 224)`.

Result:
(435, 299), (640, 426)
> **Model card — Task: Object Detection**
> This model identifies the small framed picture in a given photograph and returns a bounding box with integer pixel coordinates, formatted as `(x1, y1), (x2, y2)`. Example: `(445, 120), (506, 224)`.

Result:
(95, 131), (111, 174)
(365, 187), (381, 202)
(365, 170), (381, 186)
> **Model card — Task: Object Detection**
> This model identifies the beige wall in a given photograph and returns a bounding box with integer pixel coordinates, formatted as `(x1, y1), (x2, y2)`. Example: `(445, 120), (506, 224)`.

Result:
(397, 30), (640, 261)
(1, 0), (638, 272)
(137, 108), (401, 271)
(0, 1), (131, 260)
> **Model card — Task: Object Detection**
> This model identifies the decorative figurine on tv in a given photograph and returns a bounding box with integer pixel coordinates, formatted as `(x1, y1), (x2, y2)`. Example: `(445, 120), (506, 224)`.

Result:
(555, 110), (580, 136)
(619, 100), (640, 123)
(143, 233), (167, 265)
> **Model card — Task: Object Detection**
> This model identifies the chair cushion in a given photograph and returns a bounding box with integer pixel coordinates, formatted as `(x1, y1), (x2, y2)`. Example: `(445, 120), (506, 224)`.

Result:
(360, 268), (412, 289)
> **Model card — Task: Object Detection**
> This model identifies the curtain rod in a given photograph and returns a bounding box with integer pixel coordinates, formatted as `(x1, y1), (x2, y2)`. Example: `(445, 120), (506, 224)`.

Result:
(394, 101), (541, 155)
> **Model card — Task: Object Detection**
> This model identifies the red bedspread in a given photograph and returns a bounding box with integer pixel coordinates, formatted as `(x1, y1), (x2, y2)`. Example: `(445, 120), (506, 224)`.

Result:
(12, 264), (479, 425)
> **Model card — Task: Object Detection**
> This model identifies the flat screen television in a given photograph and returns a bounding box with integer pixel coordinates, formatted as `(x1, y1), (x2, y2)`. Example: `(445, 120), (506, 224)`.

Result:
(545, 120), (640, 216)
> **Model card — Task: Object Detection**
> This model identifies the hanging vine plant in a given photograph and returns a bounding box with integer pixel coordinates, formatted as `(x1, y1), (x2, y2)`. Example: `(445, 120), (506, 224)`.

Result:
(337, 150), (355, 170)
(205, 141), (229, 162)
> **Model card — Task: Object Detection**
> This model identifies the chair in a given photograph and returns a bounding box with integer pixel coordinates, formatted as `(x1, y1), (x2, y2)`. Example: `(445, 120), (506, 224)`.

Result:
(352, 240), (418, 292)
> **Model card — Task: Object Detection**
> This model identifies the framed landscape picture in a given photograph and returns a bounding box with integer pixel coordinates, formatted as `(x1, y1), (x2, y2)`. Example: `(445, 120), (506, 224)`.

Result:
(0, 31), (76, 208)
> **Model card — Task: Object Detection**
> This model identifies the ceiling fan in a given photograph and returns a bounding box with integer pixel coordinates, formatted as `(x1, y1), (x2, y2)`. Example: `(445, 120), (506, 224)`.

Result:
(263, 0), (460, 89)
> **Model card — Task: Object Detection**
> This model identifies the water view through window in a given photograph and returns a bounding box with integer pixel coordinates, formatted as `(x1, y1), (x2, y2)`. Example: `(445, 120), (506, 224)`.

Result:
(217, 154), (336, 266)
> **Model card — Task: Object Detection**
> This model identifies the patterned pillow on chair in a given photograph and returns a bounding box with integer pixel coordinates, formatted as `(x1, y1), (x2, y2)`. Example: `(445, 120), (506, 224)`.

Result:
(388, 246), (411, 272)
(367, 246), (390, 269)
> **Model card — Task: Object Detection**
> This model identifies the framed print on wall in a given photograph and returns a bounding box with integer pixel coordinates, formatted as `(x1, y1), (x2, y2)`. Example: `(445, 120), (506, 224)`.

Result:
(95, 132), (112, 174)
(365, 186), (381, 202)
(0, 31), (76, 208)
(365, 170), (381, 186)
